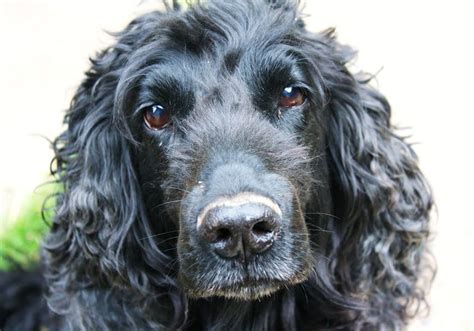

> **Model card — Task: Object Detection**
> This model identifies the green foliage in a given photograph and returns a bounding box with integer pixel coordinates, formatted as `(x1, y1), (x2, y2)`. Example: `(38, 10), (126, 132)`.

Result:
(0, 184), (57, 271)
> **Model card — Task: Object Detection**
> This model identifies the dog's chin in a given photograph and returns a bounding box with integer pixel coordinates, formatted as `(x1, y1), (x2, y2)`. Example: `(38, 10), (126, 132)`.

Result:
(181, 270), (311, 301)
(186, 281), (282, 300)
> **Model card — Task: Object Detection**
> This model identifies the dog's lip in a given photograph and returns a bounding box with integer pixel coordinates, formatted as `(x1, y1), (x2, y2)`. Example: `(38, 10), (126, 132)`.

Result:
(210, 275), (300, 293)
(179, 257), (313, 300)
(224, 277), (278, 287)
(186, 278), (286, 300)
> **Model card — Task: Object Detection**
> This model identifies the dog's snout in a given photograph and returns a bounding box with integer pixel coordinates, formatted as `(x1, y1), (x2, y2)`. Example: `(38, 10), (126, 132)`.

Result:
(198, 194), (282, 260)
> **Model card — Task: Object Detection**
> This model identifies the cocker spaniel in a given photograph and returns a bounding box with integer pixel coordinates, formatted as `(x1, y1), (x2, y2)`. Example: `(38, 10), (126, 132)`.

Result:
(0, 1), (433, 330)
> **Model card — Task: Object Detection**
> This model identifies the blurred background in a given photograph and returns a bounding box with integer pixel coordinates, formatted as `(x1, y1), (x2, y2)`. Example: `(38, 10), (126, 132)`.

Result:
(0, 0), (472, 330)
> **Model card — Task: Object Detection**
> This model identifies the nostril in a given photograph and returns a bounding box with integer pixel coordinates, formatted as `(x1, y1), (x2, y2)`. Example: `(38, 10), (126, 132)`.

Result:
(247, 216), (280, 255)
(208, 226), (241, 259)
(251, 220), (274, 236)
(215, 227), (232, 242)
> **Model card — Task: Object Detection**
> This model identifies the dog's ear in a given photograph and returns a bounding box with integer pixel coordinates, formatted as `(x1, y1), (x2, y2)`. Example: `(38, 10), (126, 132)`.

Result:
(45, 11), (185, 327)
(299, 29), (433, 328)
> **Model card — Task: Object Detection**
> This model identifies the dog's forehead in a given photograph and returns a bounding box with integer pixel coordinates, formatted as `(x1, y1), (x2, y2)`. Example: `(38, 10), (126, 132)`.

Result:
(154, 2), (302, 80)
(161, 1), (300, 51)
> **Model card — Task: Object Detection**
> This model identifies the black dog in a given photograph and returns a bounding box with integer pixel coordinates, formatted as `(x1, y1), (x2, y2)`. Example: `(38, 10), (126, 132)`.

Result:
(0, 1), (433, 330)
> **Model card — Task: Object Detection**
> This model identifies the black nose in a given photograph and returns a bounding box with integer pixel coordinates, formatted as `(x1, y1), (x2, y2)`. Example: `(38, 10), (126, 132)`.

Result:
(198, 200), (281, 261)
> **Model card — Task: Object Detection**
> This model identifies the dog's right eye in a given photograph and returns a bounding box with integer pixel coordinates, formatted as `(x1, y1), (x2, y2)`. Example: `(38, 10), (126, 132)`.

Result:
(143, 104), (171, 130)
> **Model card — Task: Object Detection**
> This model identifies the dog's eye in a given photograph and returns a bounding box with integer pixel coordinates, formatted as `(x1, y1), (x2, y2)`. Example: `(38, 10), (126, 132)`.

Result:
(278, 86), (305, 108)
(143, 104), (171, 130)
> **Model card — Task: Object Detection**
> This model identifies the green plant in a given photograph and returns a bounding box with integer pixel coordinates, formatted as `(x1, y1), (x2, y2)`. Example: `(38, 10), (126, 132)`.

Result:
(0, 185), (57, 271)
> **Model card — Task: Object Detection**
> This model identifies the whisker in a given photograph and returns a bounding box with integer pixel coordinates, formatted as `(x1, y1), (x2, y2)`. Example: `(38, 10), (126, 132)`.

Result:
(156, 235), (180, 245)
(152, 199), (183, 210)
(166, 186), (192, 194)
(139, 229), (179, 241)
(304, 212), (340, 220)
(305, 223), (334, 233)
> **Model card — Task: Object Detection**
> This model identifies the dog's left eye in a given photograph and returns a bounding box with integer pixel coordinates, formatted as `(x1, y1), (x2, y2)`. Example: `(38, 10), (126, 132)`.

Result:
(278, 86), (305, 108)
(143, 104), (171, 130)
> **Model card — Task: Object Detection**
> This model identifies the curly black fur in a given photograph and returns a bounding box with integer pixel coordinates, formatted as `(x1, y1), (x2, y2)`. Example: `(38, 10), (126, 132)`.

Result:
(2, 1), (434, 330)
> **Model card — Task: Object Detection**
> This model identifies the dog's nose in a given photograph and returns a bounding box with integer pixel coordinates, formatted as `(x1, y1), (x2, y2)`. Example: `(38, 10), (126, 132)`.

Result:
(198, 195), (281, 260)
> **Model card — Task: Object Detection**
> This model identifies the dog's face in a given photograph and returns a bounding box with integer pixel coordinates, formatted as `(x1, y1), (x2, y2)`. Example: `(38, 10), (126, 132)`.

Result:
(117, 3), (331, 300)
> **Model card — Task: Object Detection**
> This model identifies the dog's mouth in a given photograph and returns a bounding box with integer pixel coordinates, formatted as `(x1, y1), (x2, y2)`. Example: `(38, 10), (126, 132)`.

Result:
(177, 234), (313, 301)
(181, 270), (311, 300)
(187, 279), (283, 300)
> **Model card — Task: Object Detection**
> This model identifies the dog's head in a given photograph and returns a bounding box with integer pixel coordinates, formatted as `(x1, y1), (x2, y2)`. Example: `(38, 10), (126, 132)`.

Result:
(122, 3), (330, 299)
(46, 0), (432, 329)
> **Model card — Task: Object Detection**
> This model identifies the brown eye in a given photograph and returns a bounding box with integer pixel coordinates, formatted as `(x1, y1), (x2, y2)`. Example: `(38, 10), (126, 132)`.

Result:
(278, 86), (305, 108)
(143, 104), (171, 130)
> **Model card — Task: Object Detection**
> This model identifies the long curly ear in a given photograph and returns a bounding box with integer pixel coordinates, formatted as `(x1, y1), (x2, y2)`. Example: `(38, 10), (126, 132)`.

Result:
(299, 29), (433, 329)
(327, 34), (433, 329)
(44, 12), (185, 328)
